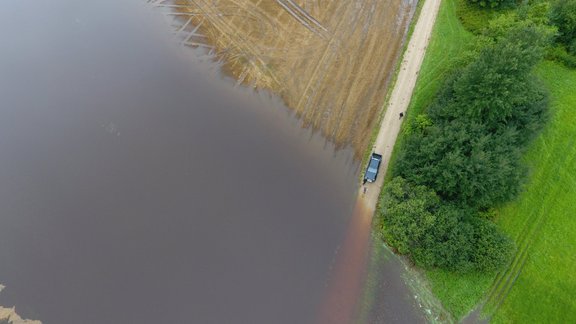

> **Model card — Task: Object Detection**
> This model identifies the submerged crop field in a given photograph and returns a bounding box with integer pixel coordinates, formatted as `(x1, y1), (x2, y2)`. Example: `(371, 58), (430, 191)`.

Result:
(152, 0), (416, 155)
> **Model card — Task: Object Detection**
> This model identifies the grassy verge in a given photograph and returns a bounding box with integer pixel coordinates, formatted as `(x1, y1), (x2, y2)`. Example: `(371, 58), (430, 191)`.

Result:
(485, 61), (576, 323)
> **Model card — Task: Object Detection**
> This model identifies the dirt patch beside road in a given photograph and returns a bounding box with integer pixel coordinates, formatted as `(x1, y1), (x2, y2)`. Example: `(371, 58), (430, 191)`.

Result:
(152, 0), (416, 156)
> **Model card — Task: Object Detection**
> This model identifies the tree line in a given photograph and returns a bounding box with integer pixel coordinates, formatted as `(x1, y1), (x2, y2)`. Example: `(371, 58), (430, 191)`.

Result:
(468, 0), (576, 67)
(378, 25), (552, 273)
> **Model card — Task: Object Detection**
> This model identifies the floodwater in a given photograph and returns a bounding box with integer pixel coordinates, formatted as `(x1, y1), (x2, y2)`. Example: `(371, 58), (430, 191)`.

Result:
(0, 0), (422, 323)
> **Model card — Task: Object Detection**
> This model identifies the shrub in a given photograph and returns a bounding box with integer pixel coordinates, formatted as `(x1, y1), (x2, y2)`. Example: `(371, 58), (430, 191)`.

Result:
(570, 38), (576, 55)
(468, 0), (512, 9)
(470, 217), (515, 271)
(396, 26), (549, 209)
(549, 0), (576, 46)
(546, 45), (576, 68)
(396, 120), (525, 209)
(379, 177), (515, 272)
(379, 177), (440, 255)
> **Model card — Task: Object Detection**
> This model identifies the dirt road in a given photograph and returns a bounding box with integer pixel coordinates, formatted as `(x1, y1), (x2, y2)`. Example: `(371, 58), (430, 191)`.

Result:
(360, 0), (442, 212)
(316, 1), (442, 322)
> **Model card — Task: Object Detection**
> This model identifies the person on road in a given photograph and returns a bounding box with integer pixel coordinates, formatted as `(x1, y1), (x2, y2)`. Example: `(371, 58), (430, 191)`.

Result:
(399, 112), (404, 119)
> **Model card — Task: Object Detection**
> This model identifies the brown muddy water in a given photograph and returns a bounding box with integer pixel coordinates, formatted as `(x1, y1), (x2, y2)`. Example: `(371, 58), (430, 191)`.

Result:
(0, 0), (423, 323)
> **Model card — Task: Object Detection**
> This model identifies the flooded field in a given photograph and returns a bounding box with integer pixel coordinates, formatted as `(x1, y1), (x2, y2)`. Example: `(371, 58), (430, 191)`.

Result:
(0, 0), (423, 323)
(152, 0), (416, 155)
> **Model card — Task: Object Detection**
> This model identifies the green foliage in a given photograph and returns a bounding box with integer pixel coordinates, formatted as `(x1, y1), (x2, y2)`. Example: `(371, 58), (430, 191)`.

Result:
(457, 0), (496, 33)
(395, 26), (550, 209)
(518, 2), (552, 26)
(468, 0), (512, 9)
(414, 114), (433, 131)
(380, 177), (515, 272)
(402, 114), (433, 135)
(397, 120), (525, 209)
(482, 7), (556, 41)
(383, 0), (574, 320)
(549, 0), (576, 46)
(379, 177), (440, 255)
(546, 44), (576, 67)
(570, 38), (576, 54)
(469, 217), (515, 271)
(482, 11), (522, 39)
(435, 26), (550, 124)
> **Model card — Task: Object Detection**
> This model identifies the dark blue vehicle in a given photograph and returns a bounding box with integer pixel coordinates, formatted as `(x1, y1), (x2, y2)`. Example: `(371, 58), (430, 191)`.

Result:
(364, 153), (383, 183)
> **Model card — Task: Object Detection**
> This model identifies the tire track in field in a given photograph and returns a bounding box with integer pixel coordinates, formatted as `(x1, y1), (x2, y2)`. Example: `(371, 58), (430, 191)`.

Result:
(483, 147), (576, 318)
(483, 201), (549, 318)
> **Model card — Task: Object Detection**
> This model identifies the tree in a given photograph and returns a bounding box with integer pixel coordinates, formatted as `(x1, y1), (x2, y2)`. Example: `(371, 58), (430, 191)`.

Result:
(468, 0), (512, 9)
(379, 177), (515, 272)
(396, 119), (525, 209)
(550, 0), (576, 46)
(379, 177), (440, 254)
(470, 217), (515, 271)
(429, 26), (550, 126)
(396, 27), (549, 208)
(412, 205), (476, 271)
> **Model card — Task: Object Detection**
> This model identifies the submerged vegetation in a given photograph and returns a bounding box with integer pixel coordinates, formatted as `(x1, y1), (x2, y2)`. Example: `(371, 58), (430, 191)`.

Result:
(377, 0), (576, 320)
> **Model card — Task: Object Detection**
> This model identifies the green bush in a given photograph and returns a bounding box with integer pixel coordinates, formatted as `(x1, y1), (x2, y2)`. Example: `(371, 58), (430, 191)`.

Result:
(379, 177), (515, 272)
(381, 26), (549, 275)
(468, 0), (513, 9)
(470, 217), (515, 271)
(379, 176), (440, 255)
(395, 26), (549, 209)
(570, 38), (576, 54)
(458, 0), (495, 33)
(396, 120), (525, 209)
(546, 45), (576, 68)
(549, 0), (576, 46)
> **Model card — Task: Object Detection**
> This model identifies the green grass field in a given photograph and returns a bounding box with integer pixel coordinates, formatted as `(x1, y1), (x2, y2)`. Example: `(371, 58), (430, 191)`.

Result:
(485, 61), (576, 323)
(382, 0), (576, 321)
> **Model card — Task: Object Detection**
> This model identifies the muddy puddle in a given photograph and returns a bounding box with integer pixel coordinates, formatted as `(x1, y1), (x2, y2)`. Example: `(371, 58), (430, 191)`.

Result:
(152, 0), (416, 156)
